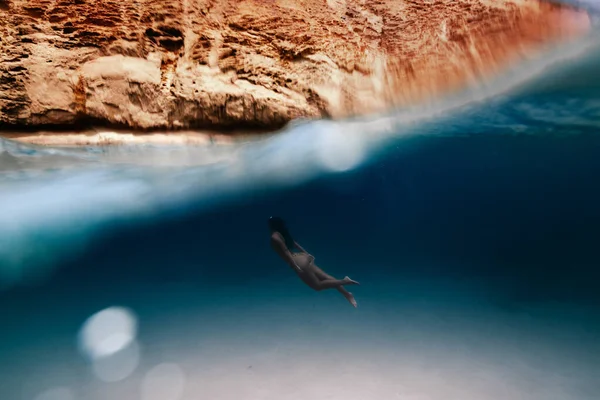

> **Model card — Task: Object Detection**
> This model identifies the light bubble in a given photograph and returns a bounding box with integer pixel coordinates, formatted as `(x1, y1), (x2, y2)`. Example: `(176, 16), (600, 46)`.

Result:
(33, 387), (75, 400)
(91, 340), (141, 383)
(78, 306), (137, 360)
(318, 125), (366, 173)
(140, 363), (186, 400)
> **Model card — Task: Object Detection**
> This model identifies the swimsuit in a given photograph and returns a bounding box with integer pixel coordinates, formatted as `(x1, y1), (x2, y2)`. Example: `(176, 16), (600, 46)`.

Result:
(291, 252), (315, 272)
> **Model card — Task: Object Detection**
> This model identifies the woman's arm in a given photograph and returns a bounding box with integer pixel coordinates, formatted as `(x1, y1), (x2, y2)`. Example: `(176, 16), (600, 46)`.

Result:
(294, 241), (307, 253)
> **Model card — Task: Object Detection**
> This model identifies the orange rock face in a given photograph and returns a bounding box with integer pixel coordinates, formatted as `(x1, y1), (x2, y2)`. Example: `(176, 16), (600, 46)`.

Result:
(0, 0), (591, 131)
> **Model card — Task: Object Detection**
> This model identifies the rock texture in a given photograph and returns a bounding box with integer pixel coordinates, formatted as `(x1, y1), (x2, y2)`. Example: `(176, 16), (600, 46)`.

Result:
(0, 0), (591, 131)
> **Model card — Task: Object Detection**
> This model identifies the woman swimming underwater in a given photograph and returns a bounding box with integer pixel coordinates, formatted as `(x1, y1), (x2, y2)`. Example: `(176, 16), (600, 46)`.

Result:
(269, 216), (359, 307)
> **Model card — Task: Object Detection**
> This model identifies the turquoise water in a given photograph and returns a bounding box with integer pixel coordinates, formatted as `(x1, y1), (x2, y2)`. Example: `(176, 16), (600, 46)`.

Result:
(1, 15), (600, 400)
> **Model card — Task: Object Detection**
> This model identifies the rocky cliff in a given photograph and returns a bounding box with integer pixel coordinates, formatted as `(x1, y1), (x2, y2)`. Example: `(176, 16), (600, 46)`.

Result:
(0, 0), (591, 132)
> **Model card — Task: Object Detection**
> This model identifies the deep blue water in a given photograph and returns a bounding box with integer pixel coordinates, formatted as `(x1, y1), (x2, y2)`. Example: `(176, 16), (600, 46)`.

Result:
(44, 132), (600, 302)
(1, 18), (600, 400)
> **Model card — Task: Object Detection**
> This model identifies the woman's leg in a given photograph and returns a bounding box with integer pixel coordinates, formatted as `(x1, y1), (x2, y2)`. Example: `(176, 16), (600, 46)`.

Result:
(312, 265), (351, 294)
(294, 253), (358, 293)
(303, 270), (353, 291)
(312, 264), (358, 307)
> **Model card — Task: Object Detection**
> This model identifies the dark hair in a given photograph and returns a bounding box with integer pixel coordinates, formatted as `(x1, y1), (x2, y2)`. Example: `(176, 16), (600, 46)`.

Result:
(268, 216), (295, 251)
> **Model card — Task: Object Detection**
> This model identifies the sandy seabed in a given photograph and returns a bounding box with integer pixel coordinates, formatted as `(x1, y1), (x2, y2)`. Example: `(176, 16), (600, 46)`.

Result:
(2, 278), (598, 400)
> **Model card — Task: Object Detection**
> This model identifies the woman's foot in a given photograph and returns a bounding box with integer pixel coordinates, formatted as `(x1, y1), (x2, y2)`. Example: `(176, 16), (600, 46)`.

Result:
(344, 276), (360, 285)
(343, 292), (358, 308)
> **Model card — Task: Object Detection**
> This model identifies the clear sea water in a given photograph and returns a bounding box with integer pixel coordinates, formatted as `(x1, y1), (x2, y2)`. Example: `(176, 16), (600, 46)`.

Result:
(1, 9), (600, 400)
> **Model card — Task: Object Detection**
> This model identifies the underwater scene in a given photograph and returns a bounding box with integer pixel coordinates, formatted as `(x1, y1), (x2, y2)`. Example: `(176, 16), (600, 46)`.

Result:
(1, 2), (600, 400)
